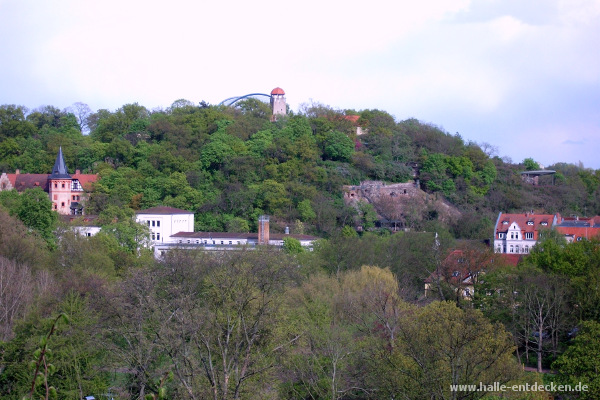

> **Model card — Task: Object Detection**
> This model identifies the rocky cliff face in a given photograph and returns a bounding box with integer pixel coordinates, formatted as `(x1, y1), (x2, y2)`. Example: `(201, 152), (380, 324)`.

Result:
(343, 181), (461, 230)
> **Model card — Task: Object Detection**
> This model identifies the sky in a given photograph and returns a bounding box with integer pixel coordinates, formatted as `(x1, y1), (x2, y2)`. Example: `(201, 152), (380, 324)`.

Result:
(1, 0), (599, 169)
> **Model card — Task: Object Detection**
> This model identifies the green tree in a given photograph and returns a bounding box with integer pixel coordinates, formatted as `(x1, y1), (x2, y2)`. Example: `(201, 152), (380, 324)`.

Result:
(523, 157), (541, 171)
(322, 131), (354, 161)
(16, 188), (58, 246)
(552, 320), (600, 399)
(297, 199), (316, 222)
(283, 237), (304, 254)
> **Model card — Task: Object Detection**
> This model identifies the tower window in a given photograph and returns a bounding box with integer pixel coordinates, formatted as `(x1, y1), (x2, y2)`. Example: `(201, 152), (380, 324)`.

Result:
(62, 183), (65, 188)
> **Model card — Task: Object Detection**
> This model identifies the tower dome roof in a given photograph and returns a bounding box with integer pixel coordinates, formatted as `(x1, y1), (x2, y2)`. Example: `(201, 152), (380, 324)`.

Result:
(271, 87), (285, 95)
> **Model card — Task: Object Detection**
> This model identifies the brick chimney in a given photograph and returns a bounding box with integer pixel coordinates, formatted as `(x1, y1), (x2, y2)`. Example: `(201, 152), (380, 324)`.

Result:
(258, 215), (270, 245)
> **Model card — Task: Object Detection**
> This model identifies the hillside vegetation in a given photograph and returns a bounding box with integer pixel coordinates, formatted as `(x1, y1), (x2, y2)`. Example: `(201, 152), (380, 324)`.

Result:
(1, 100), (600, 399)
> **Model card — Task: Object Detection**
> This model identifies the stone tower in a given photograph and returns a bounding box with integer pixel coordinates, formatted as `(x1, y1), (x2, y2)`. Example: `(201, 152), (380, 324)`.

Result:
(270, 87), (286, 121)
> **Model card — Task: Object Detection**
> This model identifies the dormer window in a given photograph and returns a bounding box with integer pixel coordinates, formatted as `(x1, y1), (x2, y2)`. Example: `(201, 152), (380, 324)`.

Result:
(541, 222), (548, 226)
(527, 221), (534, 226)
(502, 220), (509, 225)
(498, 233), (505, 239)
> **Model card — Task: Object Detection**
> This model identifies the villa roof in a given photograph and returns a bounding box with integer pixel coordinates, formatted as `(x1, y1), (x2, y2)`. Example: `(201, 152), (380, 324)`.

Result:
(495, 213), (555, 233)
(72, 171), (98, 190)
(10, 174), (50, 192)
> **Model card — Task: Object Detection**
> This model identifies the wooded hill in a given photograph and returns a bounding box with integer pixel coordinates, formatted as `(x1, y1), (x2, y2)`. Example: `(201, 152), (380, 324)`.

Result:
(1, 100), (600, 399)
(1, 100), (599, 239)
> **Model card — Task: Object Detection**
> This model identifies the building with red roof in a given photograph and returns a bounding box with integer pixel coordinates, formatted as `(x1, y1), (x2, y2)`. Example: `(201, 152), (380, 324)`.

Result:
(493, 212), (557, 254)
(0, 147), (98, 215)
(493, 212), (600, 254)
(554, 215), (600, 243)
(270, 87), (286, 121)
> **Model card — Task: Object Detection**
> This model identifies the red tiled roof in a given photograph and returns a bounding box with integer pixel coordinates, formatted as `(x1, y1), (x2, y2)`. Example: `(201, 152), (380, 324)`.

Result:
(497, 254), (522, 266)
(136, 206), (194, 215)
(72, 172), (98, 191)
(495, 213), (555, 240)
(555, 226), (600, 240)
(343, 115), (360, 124)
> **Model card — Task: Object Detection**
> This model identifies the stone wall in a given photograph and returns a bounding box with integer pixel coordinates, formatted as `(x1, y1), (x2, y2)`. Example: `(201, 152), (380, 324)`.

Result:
(343, 180), (461, 230)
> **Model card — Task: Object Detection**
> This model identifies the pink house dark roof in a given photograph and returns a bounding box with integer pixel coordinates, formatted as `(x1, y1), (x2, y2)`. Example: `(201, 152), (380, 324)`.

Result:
(11, 174), (51, 192)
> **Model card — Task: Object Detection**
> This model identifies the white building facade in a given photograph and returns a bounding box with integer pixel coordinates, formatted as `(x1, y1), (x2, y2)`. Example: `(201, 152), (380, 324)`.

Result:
(135, 206), (195, 244)
(493, 212), (557, 254)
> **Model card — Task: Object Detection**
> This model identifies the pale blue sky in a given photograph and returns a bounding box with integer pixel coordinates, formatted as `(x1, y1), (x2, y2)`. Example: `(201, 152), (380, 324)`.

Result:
(1, 0), (599, 168)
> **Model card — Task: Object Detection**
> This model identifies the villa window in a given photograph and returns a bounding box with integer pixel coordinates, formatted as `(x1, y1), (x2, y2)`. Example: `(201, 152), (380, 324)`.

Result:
(515, 245), (520, 253)
(152, 221), (155, 227)
(156, 233), (160, 240)
(151, 233), (155, 240)
(525, 232), (534, 239)
(498, 233), (505, 239)
(525, 245), (529, 253)
(157, 221), (160, 227)
(509, 245), (514, 253)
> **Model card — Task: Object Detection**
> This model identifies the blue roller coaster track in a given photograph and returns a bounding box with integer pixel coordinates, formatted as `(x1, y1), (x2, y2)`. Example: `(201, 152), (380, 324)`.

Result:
(218, 93), (271, 106)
